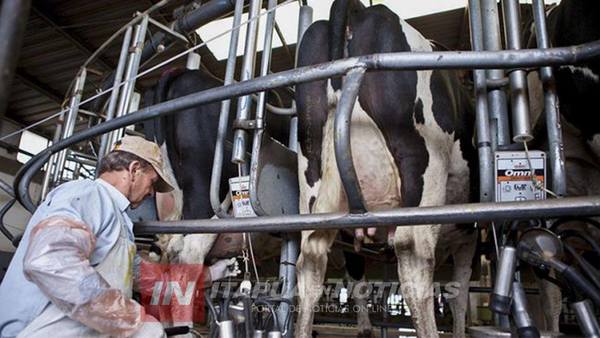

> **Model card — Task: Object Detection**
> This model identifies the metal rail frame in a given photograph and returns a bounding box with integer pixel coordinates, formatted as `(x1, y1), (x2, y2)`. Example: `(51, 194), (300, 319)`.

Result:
(7, 1), (600, 333)
(15, 38), (600, 214)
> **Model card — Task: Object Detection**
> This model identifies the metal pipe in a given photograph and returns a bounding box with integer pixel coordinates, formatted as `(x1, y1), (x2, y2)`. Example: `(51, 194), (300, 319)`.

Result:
(133, 196), (600, 235)
(468, 0), (495, 202)
(511, 281), (540, 337)
(490, 246), (517, 314)
(334, 67), (367, 213)
(232, 0), (261, 164)
(572, 300), (600, 338)
(276, 6), (312, 337)
(86, 0), (237, 105)
(66, 156), (96, 168)
(97, 25), (133, 164)
(502, 0), (533, 142)
(249, 0), (278, 216)
(41, 113), (65, 199)
(218, 320), (235, 338)
(210, 0), (244, 218)
(531, 0), (567, 197)
(481, 0), (510, 146)
(53, 68), (87, 183)
(0, 0), (32, 118)
(110, 15), (149, 146)
(14, 40), (600, 212)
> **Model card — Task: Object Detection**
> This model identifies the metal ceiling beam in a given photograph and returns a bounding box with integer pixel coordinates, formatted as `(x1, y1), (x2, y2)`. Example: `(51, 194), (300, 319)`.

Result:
(31, 3), (115, 71)
(14, 70), (63, 105)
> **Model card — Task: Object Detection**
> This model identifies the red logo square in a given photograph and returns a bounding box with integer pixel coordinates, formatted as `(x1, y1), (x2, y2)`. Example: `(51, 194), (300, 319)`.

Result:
(138, 262), (206, 324)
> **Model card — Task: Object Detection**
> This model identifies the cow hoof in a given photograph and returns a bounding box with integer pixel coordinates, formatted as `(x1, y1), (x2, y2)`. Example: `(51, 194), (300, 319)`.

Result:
(357, 329), (373, 338)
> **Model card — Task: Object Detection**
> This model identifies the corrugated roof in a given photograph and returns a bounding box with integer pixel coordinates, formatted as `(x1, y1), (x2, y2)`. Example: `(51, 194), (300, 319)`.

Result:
(6, 1), (474, 142)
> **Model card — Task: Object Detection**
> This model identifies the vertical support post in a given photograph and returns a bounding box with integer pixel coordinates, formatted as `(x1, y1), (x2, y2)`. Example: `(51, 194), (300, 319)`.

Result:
(249, 0), (277, 207)
(531, 0), (566, 197)
(231, 0), (261, 165)
(334, 67), (367, 214)
(0, 0), (32, 118)
(41, 113), (65, 199)
(53, 68), (87, 183)
(248, 0), (277, 216)
(97, 25), (133, 165)
(481, 0), (510, 147)
(107, 15), (149, 149)
(468, 0), (495, 203)
(210, 0), (244, 218)
(277, 6), (313, 337)
(502, 0), (532, 142)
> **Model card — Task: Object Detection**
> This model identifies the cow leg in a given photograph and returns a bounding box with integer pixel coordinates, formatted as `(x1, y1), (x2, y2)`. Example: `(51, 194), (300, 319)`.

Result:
(395, 230), (439, 338)
(172, 232), (219, 336)
(447, 237), (477, 338)
(353, 276), (373, 337)
(394, 143), (450, 338)
(296, 229), (337, 338)
(538, 273), (562, 332)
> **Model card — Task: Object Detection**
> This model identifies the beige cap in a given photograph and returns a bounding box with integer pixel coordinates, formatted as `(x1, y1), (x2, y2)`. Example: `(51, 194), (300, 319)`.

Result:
(112, 136), (175, 193)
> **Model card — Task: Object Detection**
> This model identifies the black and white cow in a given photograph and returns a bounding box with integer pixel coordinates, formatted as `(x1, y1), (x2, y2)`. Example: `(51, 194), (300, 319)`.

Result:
(295, 1), (478, 338)
(526, 0), (600, 331)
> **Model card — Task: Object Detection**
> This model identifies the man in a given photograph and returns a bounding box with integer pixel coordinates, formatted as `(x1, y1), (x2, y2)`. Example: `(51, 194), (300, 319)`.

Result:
(0, 136), (236, 337)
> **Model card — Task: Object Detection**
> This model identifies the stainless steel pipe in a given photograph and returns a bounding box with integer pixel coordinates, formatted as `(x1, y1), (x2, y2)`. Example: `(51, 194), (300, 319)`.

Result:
(531, 0), (567, 197)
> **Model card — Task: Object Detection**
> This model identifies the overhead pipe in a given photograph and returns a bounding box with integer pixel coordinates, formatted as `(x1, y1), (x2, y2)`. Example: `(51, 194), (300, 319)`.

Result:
(14, 40), (600, 213)
(141, 0), (237, 67)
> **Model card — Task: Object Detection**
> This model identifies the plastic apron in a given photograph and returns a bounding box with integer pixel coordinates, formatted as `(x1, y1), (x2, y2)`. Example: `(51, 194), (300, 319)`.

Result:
(17, 207), (139, 338)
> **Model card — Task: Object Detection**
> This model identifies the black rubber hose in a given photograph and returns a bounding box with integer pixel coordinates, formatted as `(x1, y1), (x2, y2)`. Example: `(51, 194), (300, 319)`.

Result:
(551, 216), (600, 233)
(561, 265), (600, 307)
(0, 198), (16, 244)
(242, 296), (253, 338)
(254, 299), (280, 332)
(558, 228), (600, 258)
(563, 242), (600, 290)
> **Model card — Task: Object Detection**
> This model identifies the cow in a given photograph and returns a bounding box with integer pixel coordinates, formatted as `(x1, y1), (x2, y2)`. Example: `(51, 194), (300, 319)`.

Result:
(526, 0), (600, 332)
(295, 1), (478, 338)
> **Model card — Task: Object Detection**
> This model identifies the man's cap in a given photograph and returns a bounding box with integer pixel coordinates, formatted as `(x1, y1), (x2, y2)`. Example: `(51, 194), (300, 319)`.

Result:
(112, 136), (176, 193)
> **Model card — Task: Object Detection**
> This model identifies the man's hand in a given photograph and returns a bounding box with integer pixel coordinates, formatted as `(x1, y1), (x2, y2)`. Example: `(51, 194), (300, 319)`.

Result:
(130, 314), (165, 338)
(208, 258), (241, 281)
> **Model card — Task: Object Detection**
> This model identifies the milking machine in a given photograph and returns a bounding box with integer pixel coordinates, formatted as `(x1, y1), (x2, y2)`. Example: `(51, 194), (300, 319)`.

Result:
(203, 289), (289, 338)
(482, 221), (600, 338)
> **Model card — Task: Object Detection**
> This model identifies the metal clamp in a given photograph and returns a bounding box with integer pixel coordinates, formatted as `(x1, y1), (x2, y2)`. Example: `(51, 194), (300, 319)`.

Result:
(233, 119), (259, 130)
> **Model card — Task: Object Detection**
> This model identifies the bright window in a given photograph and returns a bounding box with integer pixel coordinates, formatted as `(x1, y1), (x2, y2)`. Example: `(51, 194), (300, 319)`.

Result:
(17, 131), (50, 164)
(197, 0), (561, 60)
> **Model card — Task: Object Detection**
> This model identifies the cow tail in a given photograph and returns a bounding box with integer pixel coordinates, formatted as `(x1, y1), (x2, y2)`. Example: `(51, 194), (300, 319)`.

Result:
(328, 0), (364, 90)
(153, 68), (185, 147)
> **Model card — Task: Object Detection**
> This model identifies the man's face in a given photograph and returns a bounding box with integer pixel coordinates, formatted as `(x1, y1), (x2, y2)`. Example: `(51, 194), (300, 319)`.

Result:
(129, 165), (158, 208)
